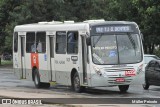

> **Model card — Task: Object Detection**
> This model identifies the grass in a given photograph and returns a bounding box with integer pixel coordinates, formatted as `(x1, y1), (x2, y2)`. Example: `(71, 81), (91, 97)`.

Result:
(1, 60), (13, 65)
(0, 59), (13, 68)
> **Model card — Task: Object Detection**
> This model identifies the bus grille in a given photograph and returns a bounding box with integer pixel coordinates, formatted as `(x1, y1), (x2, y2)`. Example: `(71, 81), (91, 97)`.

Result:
(104, 67), (134, 72)
(104, 67), (135, 84)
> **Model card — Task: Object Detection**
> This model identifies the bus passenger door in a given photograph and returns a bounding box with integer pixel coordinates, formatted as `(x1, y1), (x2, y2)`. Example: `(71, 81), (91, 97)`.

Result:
(20, 36), (26, 79)
(81, 35), (87, 84)
(49, 36), (56, 81)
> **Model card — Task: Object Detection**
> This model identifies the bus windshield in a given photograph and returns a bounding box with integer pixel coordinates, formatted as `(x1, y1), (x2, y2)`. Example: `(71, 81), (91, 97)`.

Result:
(91, 34), (142, 64)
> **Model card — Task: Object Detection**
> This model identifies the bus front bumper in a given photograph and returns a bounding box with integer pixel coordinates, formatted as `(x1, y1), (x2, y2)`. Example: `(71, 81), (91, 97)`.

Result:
(90, 72), (137, 87)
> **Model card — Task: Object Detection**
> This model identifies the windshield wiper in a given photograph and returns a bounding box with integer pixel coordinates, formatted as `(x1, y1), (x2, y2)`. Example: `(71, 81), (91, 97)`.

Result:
(93, 34), (103, 47)
(127, 33), (137, 55)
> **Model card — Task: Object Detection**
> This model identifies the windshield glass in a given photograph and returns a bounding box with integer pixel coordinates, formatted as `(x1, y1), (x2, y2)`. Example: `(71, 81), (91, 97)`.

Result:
(91, 34), (142, 64)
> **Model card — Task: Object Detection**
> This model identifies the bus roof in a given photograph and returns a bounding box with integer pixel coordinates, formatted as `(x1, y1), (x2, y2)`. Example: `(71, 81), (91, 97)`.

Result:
(14, 23), (88, 32)
(14, 20), (137, 32)
(89, 21), (137, 26)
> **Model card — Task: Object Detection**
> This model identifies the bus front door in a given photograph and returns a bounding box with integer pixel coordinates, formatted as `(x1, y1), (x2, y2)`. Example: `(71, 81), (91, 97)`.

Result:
(81, 35), (87, 84)
(20, 36), (26, 79)
(49, 36), (56, 81)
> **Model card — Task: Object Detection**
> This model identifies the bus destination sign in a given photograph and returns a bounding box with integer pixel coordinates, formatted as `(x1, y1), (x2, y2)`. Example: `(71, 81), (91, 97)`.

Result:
(95, 26), (132, 33)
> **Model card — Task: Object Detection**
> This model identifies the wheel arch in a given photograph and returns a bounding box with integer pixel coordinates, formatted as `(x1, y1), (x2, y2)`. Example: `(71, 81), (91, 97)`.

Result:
(70, 68), (79, 85)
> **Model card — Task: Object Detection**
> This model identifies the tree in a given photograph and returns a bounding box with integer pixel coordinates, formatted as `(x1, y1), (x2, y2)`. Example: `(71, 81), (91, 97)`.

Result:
(132, 0), (160, 54)
(0, 0), (160, 55)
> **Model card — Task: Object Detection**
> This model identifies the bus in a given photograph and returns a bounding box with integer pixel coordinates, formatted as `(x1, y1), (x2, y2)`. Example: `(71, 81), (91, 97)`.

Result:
(13, 20), (144, 93)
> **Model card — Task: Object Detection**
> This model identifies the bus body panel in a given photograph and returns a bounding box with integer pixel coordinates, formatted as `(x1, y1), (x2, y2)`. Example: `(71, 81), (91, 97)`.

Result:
(13, 32), (26, 79)
(38, 53), (49, 82)
(14, 23), (88, 86)
(25, 53), (32, 80)
(54, 31), (86, 86)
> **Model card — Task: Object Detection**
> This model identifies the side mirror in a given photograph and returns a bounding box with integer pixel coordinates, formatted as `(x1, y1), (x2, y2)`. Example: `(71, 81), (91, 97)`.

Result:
(86, 37), (91, 46)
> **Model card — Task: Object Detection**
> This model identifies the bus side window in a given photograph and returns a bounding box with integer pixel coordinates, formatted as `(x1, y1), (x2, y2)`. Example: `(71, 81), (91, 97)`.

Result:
(14, 32), (18, 52)
(36, 32), (46, 53)
(26, 32), (35, 53)
(56, 31), (66, 54)
(67, 31), (78, 54)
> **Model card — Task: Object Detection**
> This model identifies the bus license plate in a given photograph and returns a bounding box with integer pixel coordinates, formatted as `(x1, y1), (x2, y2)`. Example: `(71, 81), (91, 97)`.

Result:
(115, 78), (125, 82)
(125, 70), (135, 76)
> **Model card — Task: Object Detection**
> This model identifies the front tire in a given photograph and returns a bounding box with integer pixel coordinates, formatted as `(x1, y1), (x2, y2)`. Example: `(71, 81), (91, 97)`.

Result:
(73, 72), (84, 93)
(118, 85), (129, 93)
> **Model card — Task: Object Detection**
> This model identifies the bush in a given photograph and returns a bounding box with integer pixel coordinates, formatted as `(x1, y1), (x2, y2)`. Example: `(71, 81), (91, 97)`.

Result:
(153, 49), (160, 57)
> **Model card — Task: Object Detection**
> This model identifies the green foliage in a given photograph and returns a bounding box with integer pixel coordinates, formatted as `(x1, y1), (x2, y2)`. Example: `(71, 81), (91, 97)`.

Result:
(154, 50), (160, 57)
(0, 0), (159, 55)
(1, 60), (13, 65)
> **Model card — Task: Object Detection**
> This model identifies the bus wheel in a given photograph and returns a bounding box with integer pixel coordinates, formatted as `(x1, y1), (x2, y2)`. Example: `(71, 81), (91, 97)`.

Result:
(34, 69), (42, 88)
(143, 79), (149, 90)
(118, 85), (129, 93)
(73, 72), (84, 93)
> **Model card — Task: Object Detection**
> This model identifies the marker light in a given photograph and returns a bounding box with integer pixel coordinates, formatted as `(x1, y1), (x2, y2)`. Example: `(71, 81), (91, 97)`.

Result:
(93, 66), (102, 76)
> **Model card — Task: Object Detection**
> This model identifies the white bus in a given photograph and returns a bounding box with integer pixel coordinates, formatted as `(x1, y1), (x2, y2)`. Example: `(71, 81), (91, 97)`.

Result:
(13, 20), (144, 93)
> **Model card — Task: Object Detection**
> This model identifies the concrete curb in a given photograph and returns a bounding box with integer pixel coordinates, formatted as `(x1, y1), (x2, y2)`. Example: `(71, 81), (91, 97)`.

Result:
(0, 69), (13, 71)
(0, 89), (72, 98)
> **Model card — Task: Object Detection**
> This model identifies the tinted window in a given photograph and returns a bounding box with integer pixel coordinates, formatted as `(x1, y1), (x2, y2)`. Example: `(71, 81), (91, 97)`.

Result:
(14, 32), (18, 52)
(67, 31), (78, 54)
(36, 32), (46, 53)
(56, 32), (66, 54)
(26, 32), (35, 53)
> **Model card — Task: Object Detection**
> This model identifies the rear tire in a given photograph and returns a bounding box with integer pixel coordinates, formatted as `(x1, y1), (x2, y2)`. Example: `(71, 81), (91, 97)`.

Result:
(72, 72), (84, 93)
(143, 79), (149, 90)
(34, 69), (42, 88)
(118, 85), (129, 93)
(33, 69), (50, 88)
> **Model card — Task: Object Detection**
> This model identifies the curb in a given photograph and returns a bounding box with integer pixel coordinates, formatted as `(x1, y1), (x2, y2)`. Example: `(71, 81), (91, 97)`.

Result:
(0, 69), (13, 71)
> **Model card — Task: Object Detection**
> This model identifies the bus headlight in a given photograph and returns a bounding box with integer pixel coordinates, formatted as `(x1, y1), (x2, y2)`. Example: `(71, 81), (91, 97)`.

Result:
(137, 64), (143, 74)
(93, 66), (102, 76)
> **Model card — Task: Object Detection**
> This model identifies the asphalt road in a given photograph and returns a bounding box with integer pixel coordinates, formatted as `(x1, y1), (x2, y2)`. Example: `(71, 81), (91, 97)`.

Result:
(0, 68), (160, 107)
